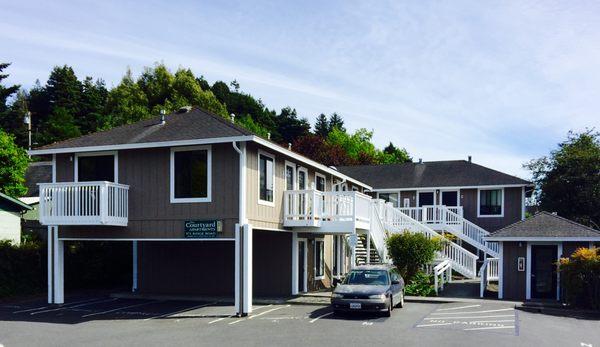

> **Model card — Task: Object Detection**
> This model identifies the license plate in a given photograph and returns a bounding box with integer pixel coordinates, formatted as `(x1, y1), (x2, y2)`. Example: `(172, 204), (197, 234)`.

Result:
(349, 303), (361, 309)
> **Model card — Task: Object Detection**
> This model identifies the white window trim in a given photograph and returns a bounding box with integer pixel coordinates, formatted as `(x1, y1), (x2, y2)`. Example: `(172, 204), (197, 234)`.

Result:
(314, 172), (326, 192)
(439, 189), (459, 206)
(170, 145), (212, 203)
(257, 150), (276, 207)
(378, 192), (399, 207)
(284, 160), (297, 191)
(477, 187), (505, 218)
(416, 190), (436, 207)
(295, 236), (308, 293)
(314, 238), (325, 280)
(74, 151), (118, 183)
(297, 166), (308, 190)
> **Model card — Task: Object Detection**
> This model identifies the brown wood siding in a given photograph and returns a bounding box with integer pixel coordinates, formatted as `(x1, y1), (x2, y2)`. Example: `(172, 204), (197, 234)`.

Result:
(400, 191), (417, 207)
(138, 241), (235, 296)
(501, 241), (527, 300)
(245, 142), (334, 230)
(253, 230), (292, 297)
(58, 144), (239, 239)
(460, 187), (522, 232)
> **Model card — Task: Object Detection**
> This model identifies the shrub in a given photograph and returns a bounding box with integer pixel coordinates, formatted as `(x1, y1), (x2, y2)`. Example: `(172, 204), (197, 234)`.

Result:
(0, 240), (45, 298)
(386, 231), (443, 282)
(404, 271), (437, 297)
(559, 247), (600, 310)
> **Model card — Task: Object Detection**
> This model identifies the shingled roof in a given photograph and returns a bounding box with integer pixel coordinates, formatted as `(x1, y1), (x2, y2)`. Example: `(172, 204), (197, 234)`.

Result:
(24, 161), (53, 197)
(33, 108), (253, 151)
(487, 212), (600, 239)
(336, 160), (531, 189)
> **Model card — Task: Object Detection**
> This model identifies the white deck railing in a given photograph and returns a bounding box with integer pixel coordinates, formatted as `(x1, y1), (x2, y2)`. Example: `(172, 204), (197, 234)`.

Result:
(433, 259), (453, 295)
(479, 257), (499, 297)
(283, 190), (371, 229)
(439, 206), (499, 257)
(39, 181), (129, 226)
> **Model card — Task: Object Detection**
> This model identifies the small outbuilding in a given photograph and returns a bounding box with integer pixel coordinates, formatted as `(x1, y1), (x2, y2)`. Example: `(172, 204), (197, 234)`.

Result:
(486, 211), (600, 301)
(0, 192), (33, 245)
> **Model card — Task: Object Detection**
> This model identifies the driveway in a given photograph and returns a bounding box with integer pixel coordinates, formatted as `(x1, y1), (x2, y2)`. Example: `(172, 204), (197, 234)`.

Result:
(0, 295), (598, 346)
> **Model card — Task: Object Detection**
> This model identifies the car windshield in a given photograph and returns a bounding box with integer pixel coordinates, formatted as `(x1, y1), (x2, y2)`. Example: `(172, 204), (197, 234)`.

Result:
(343, 270), (389, 285)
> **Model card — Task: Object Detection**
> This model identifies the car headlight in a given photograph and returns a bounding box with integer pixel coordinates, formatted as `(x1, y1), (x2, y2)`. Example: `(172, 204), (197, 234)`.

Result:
(368, 294), (386, 300)
(332, 293), (344, 299)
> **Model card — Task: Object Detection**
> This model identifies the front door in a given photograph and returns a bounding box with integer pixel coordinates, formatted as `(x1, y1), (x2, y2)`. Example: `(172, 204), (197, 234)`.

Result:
(298, 240), (306, 293)
(418, 192), (434, 207)
(531, 245), (558, 300)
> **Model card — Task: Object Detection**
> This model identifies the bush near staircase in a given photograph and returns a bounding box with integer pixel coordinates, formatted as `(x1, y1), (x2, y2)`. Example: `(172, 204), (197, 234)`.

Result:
(559, 247), (600, 310)
(404, 271), (437, 297)
(386, 231), (442, 283)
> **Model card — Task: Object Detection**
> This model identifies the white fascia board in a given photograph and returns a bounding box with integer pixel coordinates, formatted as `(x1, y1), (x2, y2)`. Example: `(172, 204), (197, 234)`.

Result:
(28, 136), (255, 155)
(371, 184), (531, 192)
(251, 136), (372, 190)
(58, 238), (236, 241)
(485, 236), (600, 242)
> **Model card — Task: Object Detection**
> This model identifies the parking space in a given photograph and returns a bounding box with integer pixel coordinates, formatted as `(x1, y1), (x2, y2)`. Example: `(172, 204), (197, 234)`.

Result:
(1, 296), (599, 346)
(414, 302), (518, 335)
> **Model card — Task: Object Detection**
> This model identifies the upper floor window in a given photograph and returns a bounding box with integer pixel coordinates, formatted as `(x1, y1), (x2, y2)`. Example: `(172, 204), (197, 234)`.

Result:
(170, 146), (212, 203)
(315, 173), (326, 192)
(259, 151), (275, 204)
(75, 152), (117, 182)
(298, 168), (307, 190)
(379, 193), (399, 207)
(479, 188), (503, 217)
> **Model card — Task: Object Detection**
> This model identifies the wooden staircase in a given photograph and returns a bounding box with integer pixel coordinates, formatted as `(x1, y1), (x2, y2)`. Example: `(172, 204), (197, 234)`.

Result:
(355, 234), (381, 265)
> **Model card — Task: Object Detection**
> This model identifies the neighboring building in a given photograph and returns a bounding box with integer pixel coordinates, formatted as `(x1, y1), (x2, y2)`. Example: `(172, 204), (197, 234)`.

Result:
(0, 192), (32, 245)
(485, 212), (600, 301)
(338, 160), (534, 232)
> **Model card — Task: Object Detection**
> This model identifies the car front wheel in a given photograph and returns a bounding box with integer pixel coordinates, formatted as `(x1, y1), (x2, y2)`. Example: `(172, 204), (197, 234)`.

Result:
(396, 291), (404, 308)
(384, 298), (392, 317)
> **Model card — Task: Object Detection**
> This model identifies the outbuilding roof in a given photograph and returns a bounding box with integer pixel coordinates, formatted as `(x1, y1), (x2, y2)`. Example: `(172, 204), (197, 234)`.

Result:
(0, 192), (32, 212)
(337, 160), (531, 189)
(487, 211), (600, 239)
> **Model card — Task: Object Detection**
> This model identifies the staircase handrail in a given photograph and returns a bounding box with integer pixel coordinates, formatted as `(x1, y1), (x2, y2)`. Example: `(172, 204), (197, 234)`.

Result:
(439, 205), (500, 257)
(368, 201), (388, 262)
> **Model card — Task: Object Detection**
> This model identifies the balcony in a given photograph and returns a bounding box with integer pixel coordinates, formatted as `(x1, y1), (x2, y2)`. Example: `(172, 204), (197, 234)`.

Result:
(39, 181), (129, 226)
(283, 190), (372, 232)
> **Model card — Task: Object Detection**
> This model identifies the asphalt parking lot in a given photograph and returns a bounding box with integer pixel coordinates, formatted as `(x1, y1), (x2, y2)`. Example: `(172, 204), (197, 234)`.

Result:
(0, 295), (598, 346)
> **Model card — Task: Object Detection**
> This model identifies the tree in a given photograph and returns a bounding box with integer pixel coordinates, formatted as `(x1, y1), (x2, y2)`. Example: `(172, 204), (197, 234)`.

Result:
(0, 90), (29, 147)
(314, 113), (329, 137)
(0, 128), (29, 197)
(103, 69), (150, 128)
(386, 232), (442, 282)
(380, 142), (412, 164)
(42, 107), (82, 144)
(45, 65), (83, 117)
(292, 134), (356, 167)
(328, 112), (345, 133)
(274, 107), (310, 144)
(525, 130), (600, 228)
(79, 77), (108, 133)
(0, 62), (19, 114)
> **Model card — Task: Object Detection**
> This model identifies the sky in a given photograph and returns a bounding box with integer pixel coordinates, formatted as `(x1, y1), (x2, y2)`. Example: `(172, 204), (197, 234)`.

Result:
(2, 0), (599, 178)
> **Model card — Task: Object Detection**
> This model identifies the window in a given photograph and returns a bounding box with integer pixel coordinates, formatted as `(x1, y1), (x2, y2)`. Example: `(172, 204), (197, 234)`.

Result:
(379, 193), (399, 207)
(315, 173), (326, 192)
(259, 152), (275, 204)
(170, 146), (211, 203)
(285, 162), (295, 190)
(479, 188), (503, 217)
(76, 152), (117, 182)
(297, 168), (307, 190)
(315, 239), (325, 279)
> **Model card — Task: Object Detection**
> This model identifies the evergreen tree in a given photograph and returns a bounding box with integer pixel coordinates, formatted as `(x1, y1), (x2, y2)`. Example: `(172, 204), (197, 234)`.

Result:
(275, 107), (310, 144)
(328, 112), (345, 133)
(314, 113), (329, 137)
(103, 69), (150, 128)
(0, 62), (19, 114)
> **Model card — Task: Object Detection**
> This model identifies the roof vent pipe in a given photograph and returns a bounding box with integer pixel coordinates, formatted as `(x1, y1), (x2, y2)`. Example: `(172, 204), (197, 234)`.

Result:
(230, 113), (235, 123)
(160, 109), (166, 125)
(178, 106), (192, 113)
(267, 132), (271, 140)
(288, 143), (292, 150)
(418, 158), (422, 164)
(468, 155), (472, 163)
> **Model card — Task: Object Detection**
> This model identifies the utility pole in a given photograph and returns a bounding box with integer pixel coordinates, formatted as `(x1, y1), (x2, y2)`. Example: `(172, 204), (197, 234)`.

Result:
(24, 111), (32, 154)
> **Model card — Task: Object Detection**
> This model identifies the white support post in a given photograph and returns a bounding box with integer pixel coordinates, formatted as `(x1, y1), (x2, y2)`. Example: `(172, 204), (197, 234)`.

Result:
(47, 226), (53, 304)
(366, 232), (371, 264)
(235, 223), (253, 316)
(52, 227), (64, 304)
(132, 241), (138, 292)
(291, 232), (298, 295)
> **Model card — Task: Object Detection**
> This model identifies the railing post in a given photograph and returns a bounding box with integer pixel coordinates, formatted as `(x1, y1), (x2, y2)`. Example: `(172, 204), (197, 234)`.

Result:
(100, 183), (108, 224)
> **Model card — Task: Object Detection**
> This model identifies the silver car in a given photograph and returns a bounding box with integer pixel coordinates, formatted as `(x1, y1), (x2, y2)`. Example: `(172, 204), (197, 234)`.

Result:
(331, 264), (405, 317)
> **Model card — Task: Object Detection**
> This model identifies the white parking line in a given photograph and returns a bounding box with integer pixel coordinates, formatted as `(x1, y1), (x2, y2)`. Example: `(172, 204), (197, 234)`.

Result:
(144, 302), (217, 321)
(13, 297), (106, 314)
(416, 322), (455, 327)
(464, 325), (515, 331)
(208, 315), (234, 324)
(229, 305), (289, 325)
(436, 304), (481, 311)
(30, 298), (118, 315)
(82, 301), (158, 318)
(309, 311), (334, 323)
(468, 319), (515, 324)
(431, 308), (514, 315)
(424, 314), (514, 320)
